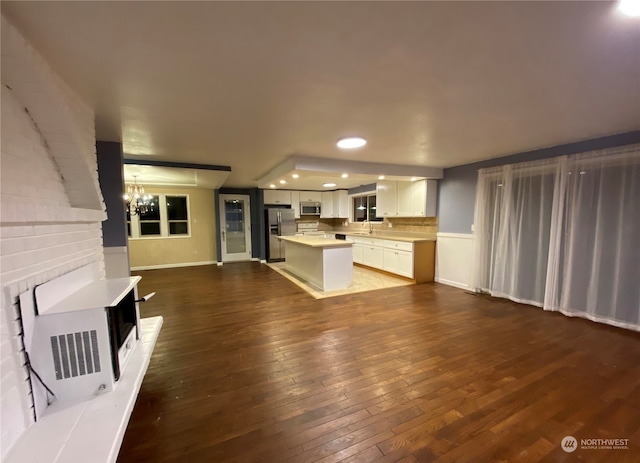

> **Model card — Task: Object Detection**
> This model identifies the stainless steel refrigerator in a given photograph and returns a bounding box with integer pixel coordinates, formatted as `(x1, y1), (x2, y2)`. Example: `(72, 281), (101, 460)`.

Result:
(266, 208), (296, 262)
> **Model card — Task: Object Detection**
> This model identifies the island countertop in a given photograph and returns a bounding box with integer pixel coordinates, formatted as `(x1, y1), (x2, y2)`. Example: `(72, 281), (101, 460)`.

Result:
(278, 235), (354, 248)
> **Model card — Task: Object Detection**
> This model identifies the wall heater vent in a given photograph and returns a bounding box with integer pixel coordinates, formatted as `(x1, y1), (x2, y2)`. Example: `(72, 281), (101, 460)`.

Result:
(50, 330), (101, 380)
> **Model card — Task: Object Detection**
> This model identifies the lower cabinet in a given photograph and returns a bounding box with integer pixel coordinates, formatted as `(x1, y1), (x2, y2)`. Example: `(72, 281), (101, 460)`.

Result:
(349, 235), (435, 282)
(352, 242), (363, 264)
(383, 248), (413, 278)
(362, 243), (384, 269)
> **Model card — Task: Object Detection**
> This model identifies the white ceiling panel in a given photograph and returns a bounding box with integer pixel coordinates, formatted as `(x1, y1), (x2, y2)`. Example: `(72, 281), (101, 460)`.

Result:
(3, 1), (638, 188)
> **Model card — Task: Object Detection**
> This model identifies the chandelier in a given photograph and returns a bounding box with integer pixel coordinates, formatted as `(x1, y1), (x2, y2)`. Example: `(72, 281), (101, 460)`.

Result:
(124, 175), (152, 216)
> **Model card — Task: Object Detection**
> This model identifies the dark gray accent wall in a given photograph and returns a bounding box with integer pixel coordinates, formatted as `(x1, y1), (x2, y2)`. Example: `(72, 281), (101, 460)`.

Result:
(215, 188), (265, 261)
(97, 141), (127, 247)
(437, 131), (640, 234)
(348, 183), (376, 195)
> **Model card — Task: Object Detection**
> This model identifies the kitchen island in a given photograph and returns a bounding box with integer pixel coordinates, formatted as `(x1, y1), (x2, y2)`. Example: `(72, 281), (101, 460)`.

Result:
(277, 236), (353, 291)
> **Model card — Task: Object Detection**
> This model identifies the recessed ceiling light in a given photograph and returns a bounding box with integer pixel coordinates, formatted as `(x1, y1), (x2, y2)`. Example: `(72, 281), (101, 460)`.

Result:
(378, 175), (385, 180)
(341, 173), (349, 178)
(410, 177), (417, 181)
(618, 0), (640, 16)
(269, 184), (276, 188)
(279, 180), (286, 184)
(323, 183), (337, 188)
(292, 173), (299, 179)
(337, 136), (367, 149)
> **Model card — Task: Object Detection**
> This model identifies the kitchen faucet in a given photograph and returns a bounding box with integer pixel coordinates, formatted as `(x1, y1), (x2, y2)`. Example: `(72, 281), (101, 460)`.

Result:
(369, 221), (373, 234)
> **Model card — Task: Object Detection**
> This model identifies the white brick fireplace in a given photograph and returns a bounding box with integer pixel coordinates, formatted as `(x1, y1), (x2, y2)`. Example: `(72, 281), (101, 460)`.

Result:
(1, 15), (105, 458)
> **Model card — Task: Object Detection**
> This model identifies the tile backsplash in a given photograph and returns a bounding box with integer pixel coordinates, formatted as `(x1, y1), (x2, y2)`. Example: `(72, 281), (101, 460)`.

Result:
(320, 217), (438, 235)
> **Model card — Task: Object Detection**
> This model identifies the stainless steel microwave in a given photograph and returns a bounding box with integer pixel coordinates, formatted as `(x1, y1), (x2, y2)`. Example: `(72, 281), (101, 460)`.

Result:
(300, 201), (321, 215)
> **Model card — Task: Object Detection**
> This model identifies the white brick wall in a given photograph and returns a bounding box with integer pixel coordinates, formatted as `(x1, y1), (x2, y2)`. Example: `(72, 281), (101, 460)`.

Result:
(1, 17), (106, 459)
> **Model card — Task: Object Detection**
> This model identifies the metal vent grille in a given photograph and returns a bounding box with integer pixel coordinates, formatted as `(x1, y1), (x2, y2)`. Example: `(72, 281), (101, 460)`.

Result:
(50, 330), (101, 380)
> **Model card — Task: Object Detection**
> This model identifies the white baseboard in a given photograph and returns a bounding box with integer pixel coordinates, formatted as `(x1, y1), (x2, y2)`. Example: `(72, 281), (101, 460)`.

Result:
(131, 260), (217, 271)
(435, 232), (474, 290)
(259, 259), (267, 264)
(216, 262), (223, 267)
(435, 277), (469, 290)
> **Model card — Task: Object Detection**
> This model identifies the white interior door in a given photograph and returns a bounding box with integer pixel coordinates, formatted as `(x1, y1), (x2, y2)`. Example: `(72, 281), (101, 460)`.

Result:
(219, 194), (252, 262)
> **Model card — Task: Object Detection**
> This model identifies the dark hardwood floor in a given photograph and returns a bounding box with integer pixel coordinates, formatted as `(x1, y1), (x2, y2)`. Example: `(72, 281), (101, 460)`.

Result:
(118, 262), (640, 462)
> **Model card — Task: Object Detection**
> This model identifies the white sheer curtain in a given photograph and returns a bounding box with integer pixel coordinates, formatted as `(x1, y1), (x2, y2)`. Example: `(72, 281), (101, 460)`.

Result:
(471, 145), (640, 331)
(471, 160), (557, 306)
(544, 147), (640, 330)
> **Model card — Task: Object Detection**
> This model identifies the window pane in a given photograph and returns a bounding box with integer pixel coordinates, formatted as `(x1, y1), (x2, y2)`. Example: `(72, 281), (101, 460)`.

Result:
(353, 197), (367, 222)
(368, 195), (383, 222)
(139, 195), (160, 221)
(167, 196), (188, 220)
(140, 222), (161, 235)
(169, 221), (188, 235)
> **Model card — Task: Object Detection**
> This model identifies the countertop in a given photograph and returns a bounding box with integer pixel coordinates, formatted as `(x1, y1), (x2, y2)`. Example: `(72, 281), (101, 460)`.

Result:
(336, 231), (436, 243)
(278, 235), (354, 248)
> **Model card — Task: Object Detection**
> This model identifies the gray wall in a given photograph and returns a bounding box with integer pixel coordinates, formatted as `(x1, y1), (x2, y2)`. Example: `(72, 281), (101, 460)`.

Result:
(97, 141), (127, 247)
(437, 131), (640, 234)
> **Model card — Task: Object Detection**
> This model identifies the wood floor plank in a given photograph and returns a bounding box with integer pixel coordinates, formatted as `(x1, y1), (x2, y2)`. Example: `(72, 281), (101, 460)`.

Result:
(117, 263), (640, 462)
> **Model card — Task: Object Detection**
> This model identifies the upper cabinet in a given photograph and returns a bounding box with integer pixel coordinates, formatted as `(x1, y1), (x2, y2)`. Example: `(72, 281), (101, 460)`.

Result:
(333, 190), (349, 218)
(376, 181), (398, 217)
(320, 191), (333, 218)
(290, 191), (300, 218)
(320, 190), (349, 218)
(298, 191), (322, 202)
(263, 189), (292, 205)
(377, 180), (437, 217)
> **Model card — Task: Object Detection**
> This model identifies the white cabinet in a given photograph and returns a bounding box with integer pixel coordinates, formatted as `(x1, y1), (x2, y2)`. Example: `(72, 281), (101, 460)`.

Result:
(320, 191), (349, 218)
(347, 236), (364, 264)
(320, 191), (334, 218)
(383, 239), (414, 278)
(376, 180), (437, 217)
(353, 243), (363, 264)
(263, 189), (292, 205)
(291, 191), (300, 218)
(299, 191), (322, 202)
(333, 190), (349, 218)
(383, 248), (413, 278)
(362, 238), (384, 269)
(376, 181), (397, 217)
(406, 179), (437, 217)
(349, 234), (435, 282)
(396, 181), (414, 217)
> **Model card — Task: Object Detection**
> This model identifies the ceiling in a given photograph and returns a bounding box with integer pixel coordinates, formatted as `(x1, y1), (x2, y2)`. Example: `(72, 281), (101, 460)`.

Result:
(2, 1), (639, 189)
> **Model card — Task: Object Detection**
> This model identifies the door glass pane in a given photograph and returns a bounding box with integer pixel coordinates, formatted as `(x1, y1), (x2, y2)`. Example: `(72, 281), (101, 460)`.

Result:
(225, 200), (246, 254)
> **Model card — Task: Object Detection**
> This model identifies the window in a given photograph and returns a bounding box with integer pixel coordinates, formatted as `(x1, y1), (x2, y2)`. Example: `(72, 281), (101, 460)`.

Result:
(139, 195), (160, 236)
(352, 194), (382, 222)
(128, 194), (190, 239)
(166, 196), (189, 235)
